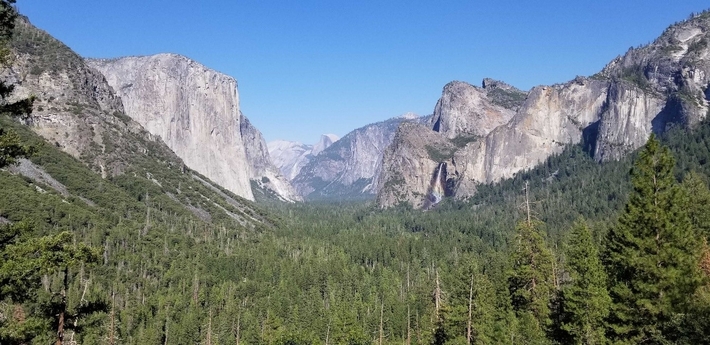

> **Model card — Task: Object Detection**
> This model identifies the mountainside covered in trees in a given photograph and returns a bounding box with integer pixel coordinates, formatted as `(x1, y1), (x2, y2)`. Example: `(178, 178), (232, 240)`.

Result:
(377, 11), (710, 208)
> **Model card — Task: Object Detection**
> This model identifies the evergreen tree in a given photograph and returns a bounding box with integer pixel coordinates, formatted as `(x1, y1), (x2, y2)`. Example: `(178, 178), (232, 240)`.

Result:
(604, 134), (703, 343)
(560, 220), (610, 344)
(508, 219), (554, 343)
(681, 171), (710, 238)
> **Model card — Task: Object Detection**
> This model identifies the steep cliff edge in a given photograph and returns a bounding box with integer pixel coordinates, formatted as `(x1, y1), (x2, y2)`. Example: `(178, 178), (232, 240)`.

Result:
(378, 11), (710, 208)
(87, 54), (300, 202)
(239, 114), (301, 202)
(429, 80), (519, 139)
(86, 54), (254, 200)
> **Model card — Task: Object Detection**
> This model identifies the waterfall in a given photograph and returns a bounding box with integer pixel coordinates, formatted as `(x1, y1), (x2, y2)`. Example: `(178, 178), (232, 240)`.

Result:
(424, 162), (446, 209)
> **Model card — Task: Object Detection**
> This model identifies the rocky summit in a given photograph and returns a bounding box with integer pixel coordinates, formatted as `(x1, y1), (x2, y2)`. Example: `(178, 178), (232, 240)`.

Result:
(87, 54), (300, 202)
(377, 12), (710, 208)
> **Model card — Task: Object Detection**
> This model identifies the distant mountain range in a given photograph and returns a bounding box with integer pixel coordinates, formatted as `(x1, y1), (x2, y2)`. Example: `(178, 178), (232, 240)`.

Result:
(269, 114), (427, 201)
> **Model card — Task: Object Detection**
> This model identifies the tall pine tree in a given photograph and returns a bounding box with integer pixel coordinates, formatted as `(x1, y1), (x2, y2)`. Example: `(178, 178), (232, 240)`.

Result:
(560, 220), (610, 345)
(604, 134), (703, 343)
(508, 219), (554, 343)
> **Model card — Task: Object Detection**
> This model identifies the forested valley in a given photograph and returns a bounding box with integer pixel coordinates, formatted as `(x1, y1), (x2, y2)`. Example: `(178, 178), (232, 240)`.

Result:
(4, 105), (710, 344)
(3, 1), (710, 344)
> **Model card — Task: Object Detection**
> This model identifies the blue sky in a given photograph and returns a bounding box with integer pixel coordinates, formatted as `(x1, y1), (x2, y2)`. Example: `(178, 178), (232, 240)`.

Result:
(17, 1), (710, 144)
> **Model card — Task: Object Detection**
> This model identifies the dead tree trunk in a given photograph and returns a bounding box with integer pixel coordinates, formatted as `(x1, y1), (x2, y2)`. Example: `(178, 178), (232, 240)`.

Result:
(55, 266), (68, 345)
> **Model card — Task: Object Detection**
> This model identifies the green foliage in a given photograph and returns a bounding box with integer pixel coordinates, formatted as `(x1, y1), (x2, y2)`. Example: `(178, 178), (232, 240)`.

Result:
(681, 171), (710, 237)
(604, 135), (703, 343)
(425, 144), (455, 162)
(508, 220), (554, 334)
(450, 134), (480, 148)
(486, 87), (528, 110)
(619, 65), (652, 91)
(0, 126), (34, 167)
(559, 220), (610, 344)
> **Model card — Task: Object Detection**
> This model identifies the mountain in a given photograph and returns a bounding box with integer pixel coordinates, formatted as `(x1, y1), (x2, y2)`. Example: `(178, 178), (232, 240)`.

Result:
(291, 115), (425, 200)
(2, 16), (274, 227)
(312, 133), (339, 156)
(268, 134), (339, 181)
(86, 54), (301, 202)
(377, 11), (710, 208)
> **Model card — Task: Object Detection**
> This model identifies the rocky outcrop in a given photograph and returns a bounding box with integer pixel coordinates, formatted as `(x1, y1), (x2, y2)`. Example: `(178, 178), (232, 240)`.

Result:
(312, 134), (339, 156)
(4, 17), (177, 178)
(429, 81), (518, 139)
(376, 122), (455, 208)
(292, 115), (423, 200)
(377, 12), (710, 208)
(3, 17), (272, 228)
(240, 114), (301, 202)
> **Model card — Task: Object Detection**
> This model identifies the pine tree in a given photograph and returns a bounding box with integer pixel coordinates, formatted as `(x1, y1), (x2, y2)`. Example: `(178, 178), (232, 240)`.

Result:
(560, 220), (610, 345)
(681, 171), (710, 238)
(508, 219), (554, 342)
(604, 134), (703, 343)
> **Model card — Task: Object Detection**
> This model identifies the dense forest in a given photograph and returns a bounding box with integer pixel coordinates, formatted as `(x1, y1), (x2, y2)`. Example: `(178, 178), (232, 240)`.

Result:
(2, 2), (710, 345)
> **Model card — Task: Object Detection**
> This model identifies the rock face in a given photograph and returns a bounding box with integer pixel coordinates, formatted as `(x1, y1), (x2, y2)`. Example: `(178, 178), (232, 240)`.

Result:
(376, 122), (455, 208)
(429, 80), (519, 139)
(87, 54), (300, 202)
(268, 134), (339, 181)
(377, 12), (710, 208)
(291, 115), (424, 200)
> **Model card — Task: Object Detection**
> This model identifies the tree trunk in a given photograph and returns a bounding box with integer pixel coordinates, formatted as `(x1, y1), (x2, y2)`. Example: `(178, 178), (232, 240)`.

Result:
(55, 266), (68, 345)
(467, 274), (474, 345)
(379, 302), (384, 345)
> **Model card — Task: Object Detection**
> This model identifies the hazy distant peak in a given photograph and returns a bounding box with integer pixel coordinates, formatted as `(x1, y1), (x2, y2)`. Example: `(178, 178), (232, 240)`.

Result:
(312, 134), (339, 156)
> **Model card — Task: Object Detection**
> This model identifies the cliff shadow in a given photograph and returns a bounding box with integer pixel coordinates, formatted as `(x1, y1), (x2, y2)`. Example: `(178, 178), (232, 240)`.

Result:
(582, 120), (601, 156)
(652, 95), (684, 135)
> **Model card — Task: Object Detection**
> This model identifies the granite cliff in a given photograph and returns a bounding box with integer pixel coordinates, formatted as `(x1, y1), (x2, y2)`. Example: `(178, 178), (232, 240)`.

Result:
(87, 54), (300, 202)
(378, 12), (710, 208)
(291, 115), (424, 200)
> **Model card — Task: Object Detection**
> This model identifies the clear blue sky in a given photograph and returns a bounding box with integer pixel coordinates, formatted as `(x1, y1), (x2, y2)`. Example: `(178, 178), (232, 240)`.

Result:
(17, 1), (710, 144)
